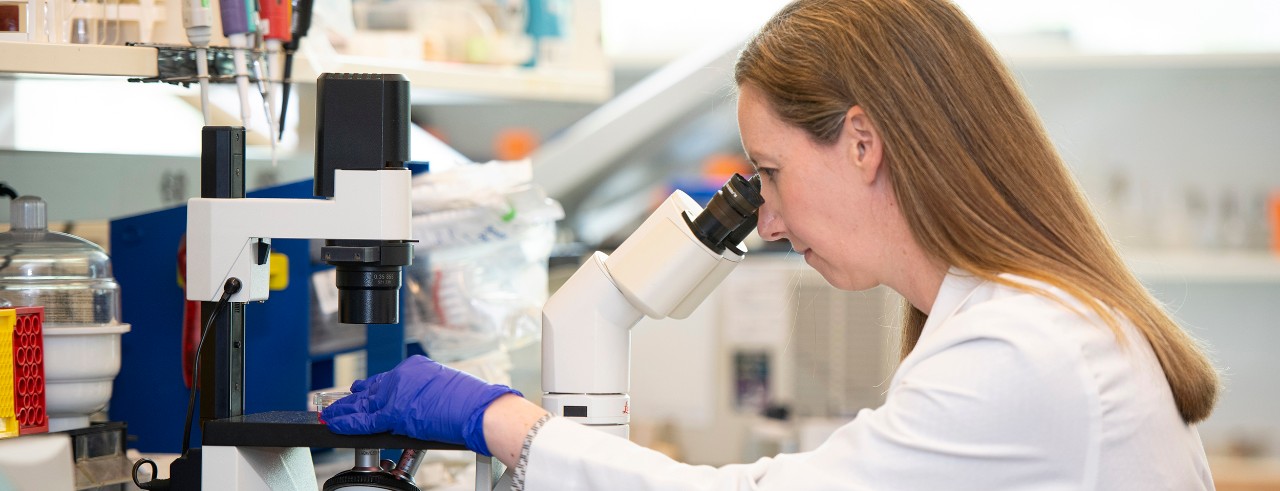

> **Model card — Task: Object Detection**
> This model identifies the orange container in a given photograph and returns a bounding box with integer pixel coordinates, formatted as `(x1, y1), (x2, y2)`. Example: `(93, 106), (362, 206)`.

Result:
(1270, 192), (1280, 254)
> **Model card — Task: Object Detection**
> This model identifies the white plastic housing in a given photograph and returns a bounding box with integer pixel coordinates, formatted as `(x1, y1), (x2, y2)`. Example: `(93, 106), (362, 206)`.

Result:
(669, 246), (744, 320)
(541, 393), (629, 426)
(604, 191), (723, 319)
(186, 169), (413, 303)
(542, 251), (640, 395)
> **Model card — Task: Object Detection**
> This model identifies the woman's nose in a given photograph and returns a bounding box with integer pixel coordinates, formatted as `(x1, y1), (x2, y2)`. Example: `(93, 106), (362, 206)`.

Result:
(755, 203), (786, 242)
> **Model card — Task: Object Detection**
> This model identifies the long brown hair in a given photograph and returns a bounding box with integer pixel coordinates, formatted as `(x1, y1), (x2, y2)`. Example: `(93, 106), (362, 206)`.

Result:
(735, 0), (1217, 423)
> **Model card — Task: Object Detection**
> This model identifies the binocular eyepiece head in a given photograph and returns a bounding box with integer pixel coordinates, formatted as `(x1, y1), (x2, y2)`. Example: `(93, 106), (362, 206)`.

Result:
(688, 173), (764, 254)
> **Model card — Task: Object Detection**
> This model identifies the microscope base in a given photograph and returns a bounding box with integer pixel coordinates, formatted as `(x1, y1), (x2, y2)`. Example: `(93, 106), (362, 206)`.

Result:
(203, 411), (468, 450)
(542, 393), (629, 438)
(200, 411), (496, 491)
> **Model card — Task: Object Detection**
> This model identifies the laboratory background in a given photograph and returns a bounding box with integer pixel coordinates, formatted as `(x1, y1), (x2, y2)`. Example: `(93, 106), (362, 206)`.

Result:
(2, 0), (1280, 489)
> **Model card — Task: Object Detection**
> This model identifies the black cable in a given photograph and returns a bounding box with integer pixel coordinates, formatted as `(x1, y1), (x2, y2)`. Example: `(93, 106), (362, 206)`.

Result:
(180, 277), (243, 455)
(0, 182), (17, 200)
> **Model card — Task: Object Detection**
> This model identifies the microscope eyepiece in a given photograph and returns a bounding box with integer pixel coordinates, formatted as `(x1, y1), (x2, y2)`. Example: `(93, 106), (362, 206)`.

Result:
(721, 175), (761, 253)
(687, 173), (764, 254)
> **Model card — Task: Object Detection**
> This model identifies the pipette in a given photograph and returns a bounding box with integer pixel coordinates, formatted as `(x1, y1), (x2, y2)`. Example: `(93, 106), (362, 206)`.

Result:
(257, 0), (289, 163)
(250, 55), (278, 165)
(220, 0), (258, 125)
(277, 0), (313, 140)
(260, 0), (290, 120)
(181, 0), (213, 123)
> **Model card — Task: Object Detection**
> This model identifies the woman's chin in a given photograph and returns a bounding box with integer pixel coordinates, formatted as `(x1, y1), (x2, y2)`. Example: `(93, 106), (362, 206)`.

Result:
(814, 267), (878, 292)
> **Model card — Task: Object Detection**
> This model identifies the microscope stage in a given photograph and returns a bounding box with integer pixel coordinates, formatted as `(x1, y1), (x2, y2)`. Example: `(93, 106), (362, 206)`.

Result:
(202, 411), (468, 451)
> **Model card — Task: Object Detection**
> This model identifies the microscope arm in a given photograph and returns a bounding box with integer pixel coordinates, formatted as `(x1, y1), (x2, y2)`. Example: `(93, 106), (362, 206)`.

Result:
(186, 169), (413, 303)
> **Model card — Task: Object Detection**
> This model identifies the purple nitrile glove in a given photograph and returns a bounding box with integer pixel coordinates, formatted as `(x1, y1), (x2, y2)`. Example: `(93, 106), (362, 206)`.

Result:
(321, 355), (521, 456)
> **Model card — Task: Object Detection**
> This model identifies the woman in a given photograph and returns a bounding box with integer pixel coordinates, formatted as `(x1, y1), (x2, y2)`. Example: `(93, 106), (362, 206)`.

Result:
(322, 0), (1220, 488)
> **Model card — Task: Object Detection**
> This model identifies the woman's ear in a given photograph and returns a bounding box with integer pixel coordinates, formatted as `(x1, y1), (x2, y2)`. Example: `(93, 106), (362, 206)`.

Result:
(844, 105), (883, 185)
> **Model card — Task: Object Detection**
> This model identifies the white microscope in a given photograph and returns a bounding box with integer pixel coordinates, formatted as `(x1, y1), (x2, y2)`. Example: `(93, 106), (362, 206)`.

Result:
(480, 172), (763, 490)
(541, 172), (763, 437)
(133, 73), (457, 491)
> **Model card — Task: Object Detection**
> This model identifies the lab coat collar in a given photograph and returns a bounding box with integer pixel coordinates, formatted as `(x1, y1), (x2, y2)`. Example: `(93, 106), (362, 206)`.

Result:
(918, 267), (986, 340)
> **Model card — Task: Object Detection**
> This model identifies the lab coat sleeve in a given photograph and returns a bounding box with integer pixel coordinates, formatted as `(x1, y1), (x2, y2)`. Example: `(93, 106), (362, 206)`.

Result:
(523, 306), (1097, 491)
(524, 417), (774, 490)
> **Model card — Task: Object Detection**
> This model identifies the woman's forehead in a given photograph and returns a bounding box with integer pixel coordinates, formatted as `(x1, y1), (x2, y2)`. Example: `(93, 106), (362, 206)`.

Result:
(739, 102), (796, 160)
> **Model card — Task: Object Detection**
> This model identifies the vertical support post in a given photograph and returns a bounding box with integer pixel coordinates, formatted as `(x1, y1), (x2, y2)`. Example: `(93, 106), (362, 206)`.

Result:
(199, 126), (248, 423)
(475, 455), (494, 491)
(365, 321), (405, 376)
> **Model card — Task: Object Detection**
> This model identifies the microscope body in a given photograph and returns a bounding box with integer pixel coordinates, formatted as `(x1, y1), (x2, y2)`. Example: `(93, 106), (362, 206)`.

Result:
(187, 73), (415, 318)
(542, 175), (762, 437)
(164, 74), (470, 491)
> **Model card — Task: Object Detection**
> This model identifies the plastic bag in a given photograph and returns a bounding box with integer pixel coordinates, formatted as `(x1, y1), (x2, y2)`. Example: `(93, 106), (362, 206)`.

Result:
(403, 160), (563, 362)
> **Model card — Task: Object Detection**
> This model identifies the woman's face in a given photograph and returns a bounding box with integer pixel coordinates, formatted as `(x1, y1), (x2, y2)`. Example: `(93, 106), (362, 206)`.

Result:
(736, 85), (886, 291)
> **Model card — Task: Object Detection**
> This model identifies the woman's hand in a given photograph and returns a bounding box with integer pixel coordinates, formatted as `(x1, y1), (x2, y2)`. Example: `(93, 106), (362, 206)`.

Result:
(321, 355), (521, 456)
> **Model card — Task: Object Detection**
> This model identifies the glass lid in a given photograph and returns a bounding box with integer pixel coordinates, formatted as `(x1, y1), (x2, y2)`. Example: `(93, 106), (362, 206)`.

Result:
(0, 196), (120, 325)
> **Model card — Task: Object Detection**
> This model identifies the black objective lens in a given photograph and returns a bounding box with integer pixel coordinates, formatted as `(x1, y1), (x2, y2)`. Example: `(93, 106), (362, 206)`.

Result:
(323, 240), (413, 324)
(334, 265), (402, 324)
(687, 173), (765, 254)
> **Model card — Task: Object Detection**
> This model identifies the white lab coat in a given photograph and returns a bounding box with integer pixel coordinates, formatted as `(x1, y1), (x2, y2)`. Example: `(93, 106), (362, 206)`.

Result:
(523, 269), (1215, 490)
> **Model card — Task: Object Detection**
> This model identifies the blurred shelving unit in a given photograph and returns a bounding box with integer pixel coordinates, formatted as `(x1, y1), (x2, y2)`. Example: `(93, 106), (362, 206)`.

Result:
(292, 53), (612, 104)
(1004, 51), (1280, 70)
(997, 50), (1280, 287)
(1, 0), (613, 220)
(0, 40), (612, 102)
(1, 0), (614, 113)
(1125, 250), (1280, 283)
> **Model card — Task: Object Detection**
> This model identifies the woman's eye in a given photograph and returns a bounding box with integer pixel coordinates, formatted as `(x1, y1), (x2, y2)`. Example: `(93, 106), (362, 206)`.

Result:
(757, 168), (777, 179)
